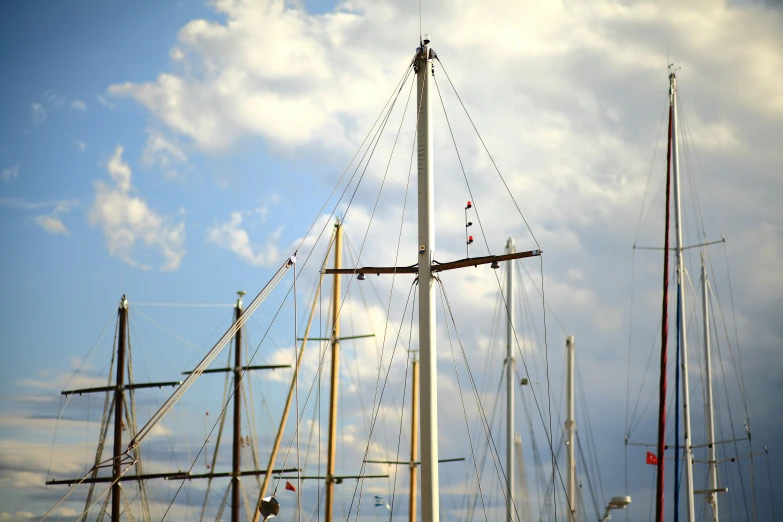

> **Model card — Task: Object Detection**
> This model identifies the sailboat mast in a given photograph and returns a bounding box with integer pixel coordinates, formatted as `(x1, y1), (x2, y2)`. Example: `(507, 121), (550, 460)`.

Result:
(325, 221), (343, 522)
(505, 238), (515, 522)
(410, 355), (420, 522)
(232, 292), (244, 522)
(112, 295), (128, 522)
(671, 70), (697, 522)
(654, 70), (675, 522)
(416, 35), (440, 522)
(566, 336), (576, 521)
(701, 255), (720, 521)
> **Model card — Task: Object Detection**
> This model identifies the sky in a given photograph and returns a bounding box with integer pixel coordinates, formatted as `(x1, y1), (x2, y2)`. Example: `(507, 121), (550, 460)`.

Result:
(0, 0), (781, 521)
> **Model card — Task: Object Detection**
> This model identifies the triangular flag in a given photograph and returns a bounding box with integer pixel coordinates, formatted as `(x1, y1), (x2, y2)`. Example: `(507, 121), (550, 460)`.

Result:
(285, 481), (296, 492)
(646, 451), (659, 465)
(374, 495), (390, 510)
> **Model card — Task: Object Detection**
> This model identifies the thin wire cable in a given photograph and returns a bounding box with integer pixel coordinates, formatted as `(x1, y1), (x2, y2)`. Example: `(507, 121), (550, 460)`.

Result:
(433, 63), (564, 517)
(294, 261), (303, 522)
(437, 279), (525, 522)
(437, 281), (490, 522)
(346, 282), (417, 521)
(436, 58), (539, 249)
(764, 446), (777, 522)
(387, 299), (414, 522)
(160, 267), (301, 520)
(347, 57), (427, 522)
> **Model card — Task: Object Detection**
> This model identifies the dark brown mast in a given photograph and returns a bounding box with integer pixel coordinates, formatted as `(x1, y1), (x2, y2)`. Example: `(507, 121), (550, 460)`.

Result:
(654, 74), (675, 522)
(232, 293), (244, 522)
(47, 296), (182, 519)
(111, 295), (128, 522)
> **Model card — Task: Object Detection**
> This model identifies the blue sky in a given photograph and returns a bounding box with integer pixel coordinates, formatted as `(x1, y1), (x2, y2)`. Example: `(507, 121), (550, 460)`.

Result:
(1, 0), (782, 521)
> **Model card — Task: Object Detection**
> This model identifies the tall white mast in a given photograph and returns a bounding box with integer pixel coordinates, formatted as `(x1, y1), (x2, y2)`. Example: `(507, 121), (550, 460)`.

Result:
(670, 69), (696, 522)
(416, 35), (439, 522)
(701, 254), (720, 521)
(505, 237), (516, 522)
(565, 336), (576, 521)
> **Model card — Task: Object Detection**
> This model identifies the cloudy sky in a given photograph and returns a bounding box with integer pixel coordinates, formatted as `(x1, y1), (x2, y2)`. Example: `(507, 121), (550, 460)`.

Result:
(1, 0), (781, 521)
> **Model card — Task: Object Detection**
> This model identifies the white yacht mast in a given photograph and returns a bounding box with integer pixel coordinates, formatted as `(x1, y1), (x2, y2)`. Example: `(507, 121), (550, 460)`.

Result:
(701, 254), (720, 521)
(416, 34), (440, 522)
(670, 68), (696, 522)
(505, 237), (516, 522)
(565, 336), (576, 521)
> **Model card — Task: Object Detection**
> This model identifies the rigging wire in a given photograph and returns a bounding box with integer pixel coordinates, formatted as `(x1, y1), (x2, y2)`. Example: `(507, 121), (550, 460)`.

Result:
(437, 280), (491, 522)
(710, 292), (751, 521)
(387, 296), (415, 521)
(347, 54), (427, 522)
(435, 58), (539, 250)
(764, 446), (777, 522)
(433, 77), (565, 511)
(438, 278), (539, 522)
(345, 281), (417, 521)
(159, 264), (300, 520)
(575, 432), (602, 521)
(432, 62), (566, 518)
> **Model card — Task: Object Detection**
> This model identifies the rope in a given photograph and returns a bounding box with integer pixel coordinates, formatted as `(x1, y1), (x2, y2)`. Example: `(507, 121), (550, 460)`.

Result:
(124, 333), (152, 522)
(344, 281), (417, 521)
(437, 279), (520, 522)
(132, 308), (207, 354)
(765, 446), (777, 522)
(435, 58), (539, 250)
(129, 302), (234, 307)
(160, 257), (298, 520)
(432, 59), (566, 517)
(133, 254), (295, 449)
(438, 281), (490, 522)
(293, 260), (303, 522)
(346, 57), (426, 522)
(387, 300), (414, 521)
(197, 348), (232, 522)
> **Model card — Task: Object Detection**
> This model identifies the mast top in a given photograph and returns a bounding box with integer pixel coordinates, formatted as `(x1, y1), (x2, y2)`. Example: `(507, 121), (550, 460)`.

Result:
(119, 295), (128, 309)
(236, 290), (246, 308)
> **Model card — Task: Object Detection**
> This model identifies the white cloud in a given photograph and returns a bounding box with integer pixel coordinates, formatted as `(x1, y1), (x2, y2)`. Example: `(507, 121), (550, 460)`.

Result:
(206, 210), (282, 266)
(0, 511), (35, 521)
(73, 140), (86, 152)
(142, 128), (189, 179)
(34, 216), (68, 235)
(1, 165), (18, 183)
(0, 197), (75, 234)
(30, 103), (46, 124)
(88, 145), (186, 270)
(95, 1), (783, 519)
(33, 200), (76, 236)
(70, 99), (87, 110)
(96, 94), (115, 109)
(170, 47), (185, 61)
(42, 89), (66, 107)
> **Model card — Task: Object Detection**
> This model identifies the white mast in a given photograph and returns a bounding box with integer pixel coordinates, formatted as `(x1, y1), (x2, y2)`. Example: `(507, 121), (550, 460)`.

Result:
(670, 69), (696, 522)
(701, 254), (720, 521)
(416, 34), (439, 522)
(505, 237), (515, 522)
(565, 336), (576, 521)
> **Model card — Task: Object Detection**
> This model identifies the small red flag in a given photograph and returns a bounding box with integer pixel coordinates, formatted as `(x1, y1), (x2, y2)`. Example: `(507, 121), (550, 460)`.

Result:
(285, 481), (296, 492)
(646, 451), (658, 465)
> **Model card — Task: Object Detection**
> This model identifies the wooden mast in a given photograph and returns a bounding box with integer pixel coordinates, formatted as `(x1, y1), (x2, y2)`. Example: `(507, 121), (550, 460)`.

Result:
(410, 354), (420, 522)
(232, 292), (245, 522)
(505, 238), (516, 522)
(325, 221), (342, 522)
(252, 236), (333, 521)
(111, 295), (128, 522)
